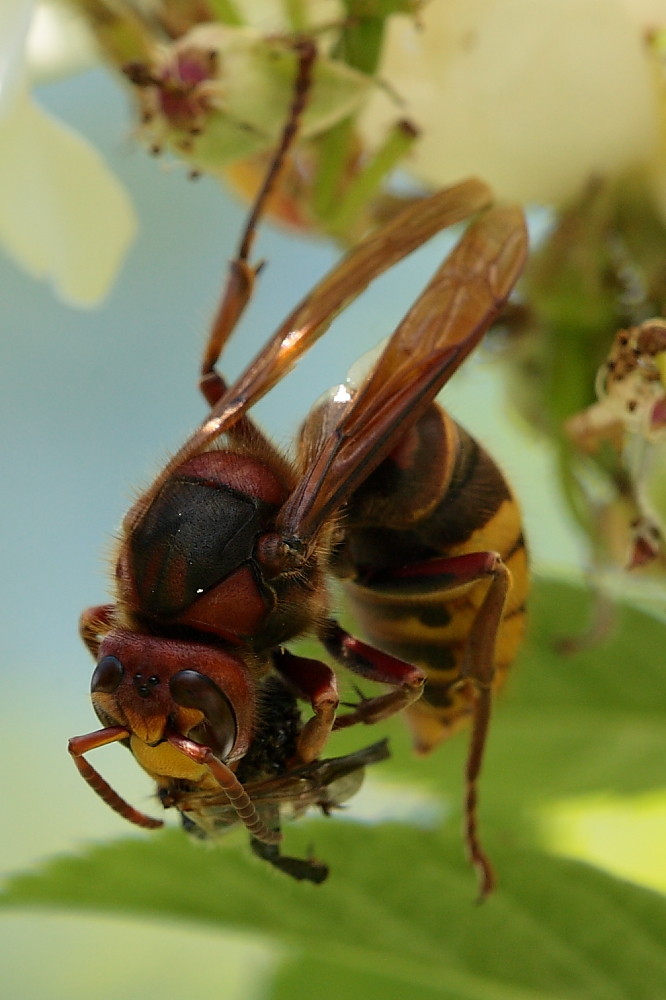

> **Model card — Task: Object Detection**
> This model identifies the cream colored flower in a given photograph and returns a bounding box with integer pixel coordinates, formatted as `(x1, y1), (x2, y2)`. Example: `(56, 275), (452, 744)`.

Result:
(365, 0), (663, 210)
(0, 1), (136, 305)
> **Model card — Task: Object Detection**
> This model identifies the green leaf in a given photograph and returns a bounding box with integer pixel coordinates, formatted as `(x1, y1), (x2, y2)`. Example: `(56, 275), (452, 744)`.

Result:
(3, 824), (666, 1000)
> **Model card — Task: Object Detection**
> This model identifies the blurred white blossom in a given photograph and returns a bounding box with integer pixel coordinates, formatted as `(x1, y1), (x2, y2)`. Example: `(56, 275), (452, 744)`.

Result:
(0, 1), (136, 305)
(364, 0), (664, 213)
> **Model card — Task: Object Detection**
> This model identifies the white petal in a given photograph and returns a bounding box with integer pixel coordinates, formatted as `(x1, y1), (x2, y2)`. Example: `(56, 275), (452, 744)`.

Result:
(0, 0), (34, 116)
(231, 0), (339, 32)
(0, 90), (136, 305)
(617, 0), (666, 25)
(27, 2), (97, 82)
(366, 0), (660, 205)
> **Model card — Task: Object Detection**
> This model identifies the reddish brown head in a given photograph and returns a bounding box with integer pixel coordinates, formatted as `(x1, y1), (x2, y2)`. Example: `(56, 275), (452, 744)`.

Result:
(91, 630), (256, 761)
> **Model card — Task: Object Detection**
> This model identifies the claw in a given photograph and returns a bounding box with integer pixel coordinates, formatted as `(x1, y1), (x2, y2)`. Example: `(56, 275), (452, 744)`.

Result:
(341, 683), (370, 710)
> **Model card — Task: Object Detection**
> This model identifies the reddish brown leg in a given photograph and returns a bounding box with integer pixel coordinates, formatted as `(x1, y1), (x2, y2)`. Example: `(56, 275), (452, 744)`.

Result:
(318, 620), (425, 729)
(79, 604), (115, 658)
(200, 40), (317, 410)
(167, 733), (281, 844)
(367, 549), (511, 900)
(68, 727), (164, 829)
(272, 648), (339, 762)
(458, 555), (510, 900)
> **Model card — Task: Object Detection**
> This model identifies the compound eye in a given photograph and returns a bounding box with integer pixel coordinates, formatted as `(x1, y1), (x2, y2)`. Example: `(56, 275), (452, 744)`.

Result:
(91, 655), (124, 694)
(170, 670), (237, 760)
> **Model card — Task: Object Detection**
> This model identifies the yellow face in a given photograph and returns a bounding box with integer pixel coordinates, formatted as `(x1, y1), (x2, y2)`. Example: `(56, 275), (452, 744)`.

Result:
(130, 735), (209, 783)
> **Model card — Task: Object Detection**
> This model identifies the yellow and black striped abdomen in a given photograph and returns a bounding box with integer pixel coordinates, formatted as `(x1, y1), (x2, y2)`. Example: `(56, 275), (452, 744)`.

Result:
(340, 407), (528, 753)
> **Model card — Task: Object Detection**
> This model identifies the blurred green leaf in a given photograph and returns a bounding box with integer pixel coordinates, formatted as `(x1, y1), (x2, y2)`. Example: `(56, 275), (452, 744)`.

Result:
(3, 824), (666, 1000)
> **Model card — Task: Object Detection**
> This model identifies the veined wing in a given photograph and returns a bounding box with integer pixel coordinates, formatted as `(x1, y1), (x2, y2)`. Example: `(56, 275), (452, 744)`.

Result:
(278, 205), (528, 542)
(136, 180), (494, 513)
